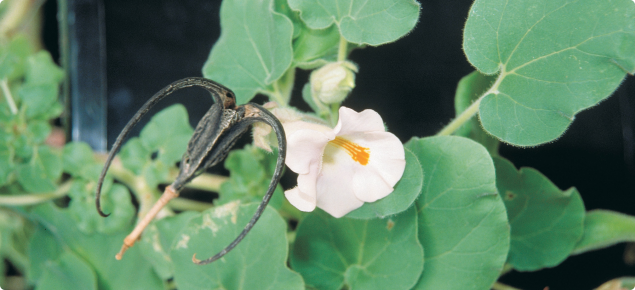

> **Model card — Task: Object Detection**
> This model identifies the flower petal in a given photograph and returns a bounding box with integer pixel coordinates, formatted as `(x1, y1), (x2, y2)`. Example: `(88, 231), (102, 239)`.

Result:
(285, 129), (332, 175)
(284, 187), (316, 212)
(334, 107), (386, 136)
(316, 145), (365, 217)
(356, 131), (406, 186)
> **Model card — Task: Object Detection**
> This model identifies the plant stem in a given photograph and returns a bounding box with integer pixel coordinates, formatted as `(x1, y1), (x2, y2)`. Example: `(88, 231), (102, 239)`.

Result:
(167, 168), (227, 192)
(1, 79), (18, 114)
(0, 181), (71, 205)
(491, 282), (522, 290)
(436, 96), (482, 136)
(337, 35), (348, 62)
(337, 36), (348, 62)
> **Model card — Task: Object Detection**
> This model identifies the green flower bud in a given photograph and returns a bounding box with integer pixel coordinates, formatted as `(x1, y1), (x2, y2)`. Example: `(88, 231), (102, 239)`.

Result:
(310, 61), (358, 104)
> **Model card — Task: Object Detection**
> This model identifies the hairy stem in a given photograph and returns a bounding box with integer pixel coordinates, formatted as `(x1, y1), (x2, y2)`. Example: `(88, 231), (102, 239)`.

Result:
(436, 96), (482, 136)
(0, 181), (71, 205)
(1, 79), (18, 114)
(337, 35), (348, 62)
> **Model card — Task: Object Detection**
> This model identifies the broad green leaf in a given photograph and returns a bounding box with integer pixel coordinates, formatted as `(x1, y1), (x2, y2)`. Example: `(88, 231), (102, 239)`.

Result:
(27, 226), (63, 283)
(138, 211), (199, 280)
(454, 71), (499, 155)
(571, 210), (635, 255)
(62, 142), (96, 177)
(18, 83), (59, 119)
(27, 120), (52, 144)
(291, 207), (423, 290)
(493, 156), (585, 271)
(288, 0), (420, 45)
(293, 24), (340, 68)
(463, 0), (635, 146)
(0, 144), (12, 186)
(25, 51), (64, 85)
(202, 0), (294, 104)
(68, 182), (135, 234)
(16, 146), (62, 193)
(274, 0), (303, 38)
(406, 136), (509, 290)
(347, 148), (423, 219)
(119, 138), (149, 175)
(30, 203), (163, 290)
(217, 145), (283, 210)
(171, 202), (304, 290)
(139, 104), (193, 165)
(0, 35), (31, 80)
(35, 251), (97, 290)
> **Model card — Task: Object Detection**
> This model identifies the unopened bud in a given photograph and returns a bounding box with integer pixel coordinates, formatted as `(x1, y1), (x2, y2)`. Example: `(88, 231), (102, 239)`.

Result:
(310, 61), (358, 104)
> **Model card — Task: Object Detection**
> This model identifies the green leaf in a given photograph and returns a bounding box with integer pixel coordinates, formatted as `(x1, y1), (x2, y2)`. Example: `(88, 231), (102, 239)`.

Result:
(493, 156), (585, 271)
(406, 136), (509, 290)
(202, 0), (294, 104)
(27, 226), (63, 283)
(138, 211), (199, 280)
(0, 144), (13, 186)
(35, 251), (98, 290)
(16, 146), (62, 193)
(293, 24), (341, 68)
(0, 35), (31, 80)
(139, 104), (193, 165)
(119, 138), (149, 175)
(572, 210), (635, 255)
(68, 182), (135, 234)
(27, 120), (52, 144)
(171, 202), (304, 290)
(18, 83), (59, 119)
(217, 145), (283, 210)
(25, 51), (65, 85)
(291, 206), (423, 290)
(454, 71), (499, 155)
(463, 0), (635, 146)
(30, 203), (163, 290)
(62, 142), (96, 177)
(288, 0), (420, 45)
(347, 148), (423, 219)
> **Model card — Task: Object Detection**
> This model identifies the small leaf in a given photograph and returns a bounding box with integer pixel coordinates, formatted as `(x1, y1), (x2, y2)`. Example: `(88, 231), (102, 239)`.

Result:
(18, 83), (59, 119)
(16, 146), (62, 193)
(202, 0), (294, 104)
(406, 136), (509, 290)
(138, 211), (199, 280)
(171, 202), (304, 290)
(288, 0), (421, 45)
(35, 251), (98, 290)
(25, 51), (65, 85)
(30, 203), (163, 290)
(454, 71), (499, 155)
(347, 148), (423, 219)
(463, 0), (635, 146)
(217, 145), (283, 209)
(27, 120), (52, 144)
(572, 210), (635, 255)
(139, 104), (193, 165)
(291, 206), (423, 290)
(293, 24), (341, 68)
(0, 144), (13, 186)
(68, 182), (135, 234)
(0, 36), (32, 80)
(62, 142), (96, 177)
(119, 138), (149, 175)
(493, 156), (585, 271)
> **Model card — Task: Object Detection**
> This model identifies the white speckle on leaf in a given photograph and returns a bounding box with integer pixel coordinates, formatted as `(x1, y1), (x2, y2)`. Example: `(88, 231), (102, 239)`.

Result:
(176, 234), (190, 249)
(202, 213), (219, 235)
(212, 201), (240, 224)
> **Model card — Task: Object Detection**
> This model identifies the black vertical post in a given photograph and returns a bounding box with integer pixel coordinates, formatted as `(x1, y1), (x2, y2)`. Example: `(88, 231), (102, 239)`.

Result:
(59, 0), (107, 152)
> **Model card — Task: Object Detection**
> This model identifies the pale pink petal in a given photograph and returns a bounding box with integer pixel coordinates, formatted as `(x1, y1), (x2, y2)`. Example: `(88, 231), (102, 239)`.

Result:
(351, 167), (395, 203)
(315, 145), (364, 217)
(348, 131), (406, 186)
(284, 187), (316, 212)
(285, 129), (331, 175)
(334, 107), (385, 136)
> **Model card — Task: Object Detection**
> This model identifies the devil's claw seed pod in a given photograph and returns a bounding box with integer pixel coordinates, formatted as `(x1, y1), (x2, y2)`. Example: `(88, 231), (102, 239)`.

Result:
(310, 61), (358, 104)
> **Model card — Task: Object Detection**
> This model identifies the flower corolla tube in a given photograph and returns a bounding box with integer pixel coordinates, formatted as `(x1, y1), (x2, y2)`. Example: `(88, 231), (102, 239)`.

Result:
(283, 107), (406, 218)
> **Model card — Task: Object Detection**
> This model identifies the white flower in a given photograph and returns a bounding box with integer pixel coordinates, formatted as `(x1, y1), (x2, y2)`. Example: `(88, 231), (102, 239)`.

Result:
(284, 107), (406, 218)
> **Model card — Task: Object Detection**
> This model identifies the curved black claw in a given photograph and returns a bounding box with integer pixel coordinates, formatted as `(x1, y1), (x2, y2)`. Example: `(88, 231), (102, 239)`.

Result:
(192, 103), (286, 265)
(95, 78), (235, 217)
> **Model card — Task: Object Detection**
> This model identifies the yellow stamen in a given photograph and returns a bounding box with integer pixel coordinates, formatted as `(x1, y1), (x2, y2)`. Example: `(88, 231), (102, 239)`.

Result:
(329, 137), (370, 165)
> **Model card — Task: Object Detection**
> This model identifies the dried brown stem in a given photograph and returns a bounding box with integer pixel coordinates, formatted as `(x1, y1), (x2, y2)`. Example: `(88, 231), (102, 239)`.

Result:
(115, 185), (179, 260)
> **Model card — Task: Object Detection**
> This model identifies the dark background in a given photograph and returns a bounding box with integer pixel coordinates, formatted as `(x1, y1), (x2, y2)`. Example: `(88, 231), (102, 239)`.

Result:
(43, 0), (635, 289)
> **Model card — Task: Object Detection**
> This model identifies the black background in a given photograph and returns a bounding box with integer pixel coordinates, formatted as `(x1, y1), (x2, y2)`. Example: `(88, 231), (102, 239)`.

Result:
(43, 0), (635, 289)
